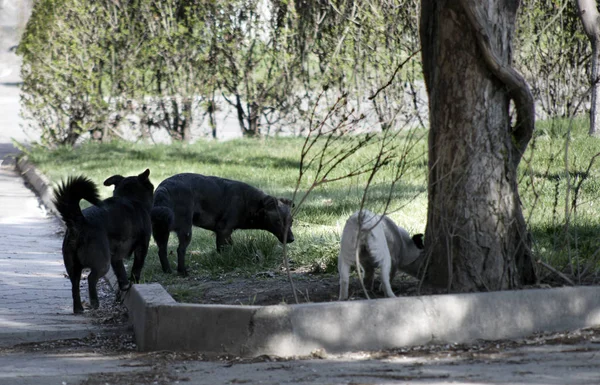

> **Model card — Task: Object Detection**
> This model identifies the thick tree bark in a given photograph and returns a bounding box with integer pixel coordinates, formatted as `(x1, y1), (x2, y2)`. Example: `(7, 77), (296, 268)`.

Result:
(576, 0), (600, 136)
(420, 0), (536, 292)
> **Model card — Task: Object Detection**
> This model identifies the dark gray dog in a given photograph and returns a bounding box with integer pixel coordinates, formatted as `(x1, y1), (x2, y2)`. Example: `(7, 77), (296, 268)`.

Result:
(151, 173), (295, 275)
(53, 169), (154, 313)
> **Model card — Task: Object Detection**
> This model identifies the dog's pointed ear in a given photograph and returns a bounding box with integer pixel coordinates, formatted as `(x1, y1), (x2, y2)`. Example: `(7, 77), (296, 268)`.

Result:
(278, 197), (294, 208)
(138, 169), (150, 181)
(104, 175), (125, 187)
(412, 234), (424, 249)
(261, 196), (278, 210)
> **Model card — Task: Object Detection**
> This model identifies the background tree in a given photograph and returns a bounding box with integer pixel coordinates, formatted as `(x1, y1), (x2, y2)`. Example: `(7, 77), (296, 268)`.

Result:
(137, 0), (212, 142)
(290, 0), (425, 132)
(420, 0), (537, 291)
(212, 0), (302, 137)
(576, 0), (600, 136)
(19, 0), (112, 146)
(516, 1), (589, 120)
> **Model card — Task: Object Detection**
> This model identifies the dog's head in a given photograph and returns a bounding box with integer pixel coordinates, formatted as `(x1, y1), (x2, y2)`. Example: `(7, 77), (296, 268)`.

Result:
(104, 169), (154, 209)
(257, 196), (295, 244)
(412, 233), (424, 249)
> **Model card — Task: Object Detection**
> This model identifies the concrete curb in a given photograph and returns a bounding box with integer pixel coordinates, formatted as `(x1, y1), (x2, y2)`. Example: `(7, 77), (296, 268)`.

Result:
(17, 156), (57, 215)
(15, 156), (600, 357)
(125, 284), (600, 357)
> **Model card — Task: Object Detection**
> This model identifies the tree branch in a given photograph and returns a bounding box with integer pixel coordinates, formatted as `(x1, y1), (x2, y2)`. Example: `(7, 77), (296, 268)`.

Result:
(459, 0), (535, 166)
(368, 49), (421, 101)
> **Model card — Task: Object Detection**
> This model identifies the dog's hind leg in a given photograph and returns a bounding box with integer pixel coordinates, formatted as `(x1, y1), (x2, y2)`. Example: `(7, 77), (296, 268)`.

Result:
(63, 241), (85, 314)
(130, 238), (150, 283)
(88, 263), (109, 309)
(67, 261), (84, 314)
(175, 227), (192, 276)
(338, 258), (351, 301)
(338, 220), (359, 301)
(87, 270), (100, 309)
(153, 226), (172, 274)
(366, 224), (396, 298)
(110, 258), (131, 292)
(364, 265), (376, 292)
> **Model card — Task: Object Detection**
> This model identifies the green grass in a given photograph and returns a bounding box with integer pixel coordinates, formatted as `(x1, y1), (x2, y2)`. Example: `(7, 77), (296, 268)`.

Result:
(22, 118), (600, 288)
(520, 117), (600, 273)
(25, 133), (429, 283)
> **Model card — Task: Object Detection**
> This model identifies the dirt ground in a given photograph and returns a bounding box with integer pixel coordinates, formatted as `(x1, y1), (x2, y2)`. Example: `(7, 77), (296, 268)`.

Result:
(163, 268), (443, 306)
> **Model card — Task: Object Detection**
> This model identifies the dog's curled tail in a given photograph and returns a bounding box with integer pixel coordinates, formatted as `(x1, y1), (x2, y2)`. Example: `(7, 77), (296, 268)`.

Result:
(53, 176), (101, 227)
(151, 206), (174, 236)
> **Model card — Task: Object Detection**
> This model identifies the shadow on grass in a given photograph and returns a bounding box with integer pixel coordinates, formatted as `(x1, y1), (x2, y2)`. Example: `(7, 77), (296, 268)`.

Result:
(530, 222), (600, 283)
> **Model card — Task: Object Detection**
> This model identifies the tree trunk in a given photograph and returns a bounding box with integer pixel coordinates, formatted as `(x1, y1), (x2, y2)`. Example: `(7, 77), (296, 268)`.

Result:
(234, 94), (249, 136)
(590, 39), (600, 136)
(576, 0), (600, 136)
(207, 98), (217, 139)
(140, 104), (151, 141)
(64, 118), (81, 146)
(420, 0), (536, 292)
(181, 98), (192, 143)
(248, 101), (260, 136)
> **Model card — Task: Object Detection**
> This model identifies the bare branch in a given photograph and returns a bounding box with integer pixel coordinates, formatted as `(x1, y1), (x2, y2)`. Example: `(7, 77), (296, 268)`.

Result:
(368, 49), (421, 101)
(536, 259), (575, 286)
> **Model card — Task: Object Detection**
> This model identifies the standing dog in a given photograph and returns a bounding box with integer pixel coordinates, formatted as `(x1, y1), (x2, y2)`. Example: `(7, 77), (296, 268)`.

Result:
(151, 173), (294, 275)
(53, 169), (154, 313)
(338, 210), (424, 300)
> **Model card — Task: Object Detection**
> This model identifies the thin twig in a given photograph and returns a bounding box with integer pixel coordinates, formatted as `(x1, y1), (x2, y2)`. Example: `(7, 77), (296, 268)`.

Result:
(536, 259), (575, 286)
(368, 49), (421, 101)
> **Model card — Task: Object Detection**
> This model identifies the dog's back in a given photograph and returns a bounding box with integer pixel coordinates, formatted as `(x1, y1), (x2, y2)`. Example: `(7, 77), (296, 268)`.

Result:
(151, 172), (294, 275)
(152, 173), (267, 229)
(338, 210), (393, 267)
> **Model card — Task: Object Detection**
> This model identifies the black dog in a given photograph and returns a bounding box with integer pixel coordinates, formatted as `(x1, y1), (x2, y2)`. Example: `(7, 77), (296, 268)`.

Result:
(53, 169), (154, 313)
(151, 173), (294, 275)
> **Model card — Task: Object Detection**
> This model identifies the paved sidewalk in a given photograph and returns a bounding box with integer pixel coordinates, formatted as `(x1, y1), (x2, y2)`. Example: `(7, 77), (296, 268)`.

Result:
(0, 146), (120, 347)
(1, 11), (116, 342)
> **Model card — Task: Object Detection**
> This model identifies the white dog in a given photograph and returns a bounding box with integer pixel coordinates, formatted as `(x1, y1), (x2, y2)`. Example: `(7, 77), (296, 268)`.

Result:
(338, 210), (424, 300)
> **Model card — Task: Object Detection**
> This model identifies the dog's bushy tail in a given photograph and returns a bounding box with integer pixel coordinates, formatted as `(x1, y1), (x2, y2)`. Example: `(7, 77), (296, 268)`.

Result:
(53, 176), (101, 227)
(151, 206), (174, 236)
